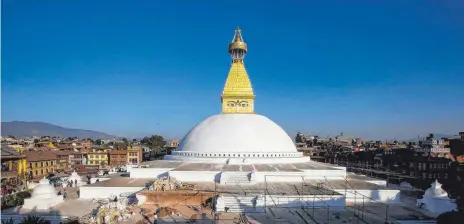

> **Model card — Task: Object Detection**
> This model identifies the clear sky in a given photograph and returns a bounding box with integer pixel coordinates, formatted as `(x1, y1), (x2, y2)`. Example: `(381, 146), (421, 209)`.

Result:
(2, 0), (464, 140)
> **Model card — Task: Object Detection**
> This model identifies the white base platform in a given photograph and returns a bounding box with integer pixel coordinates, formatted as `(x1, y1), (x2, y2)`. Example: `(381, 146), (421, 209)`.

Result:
(22, 196), (64, 210)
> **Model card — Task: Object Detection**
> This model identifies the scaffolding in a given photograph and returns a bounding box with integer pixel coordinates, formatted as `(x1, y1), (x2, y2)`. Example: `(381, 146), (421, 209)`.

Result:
(208, 174), (400, 224)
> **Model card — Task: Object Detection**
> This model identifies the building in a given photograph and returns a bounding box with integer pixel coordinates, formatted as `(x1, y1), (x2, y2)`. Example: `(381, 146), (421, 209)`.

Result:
(141, 146), (151, 161)
(449, 131), (464, 156)
(87, 149), (108, 166)
(51, 150), (72, 171)
(1, 145), (27, 188)
(24, 151), (57, 179)
(69, 151), (86, 168)
(164, 139), (180, 155)
(108, 150), (127, 167)
(127, 146), (142, 165)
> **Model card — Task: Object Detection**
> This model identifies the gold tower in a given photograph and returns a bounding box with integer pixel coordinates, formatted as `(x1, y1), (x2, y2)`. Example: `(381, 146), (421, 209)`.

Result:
(221, 28), (255, 114)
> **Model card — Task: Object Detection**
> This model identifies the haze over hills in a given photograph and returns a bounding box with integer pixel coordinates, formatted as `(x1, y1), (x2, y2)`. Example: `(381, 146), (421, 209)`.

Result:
(1, 121), (118, 139)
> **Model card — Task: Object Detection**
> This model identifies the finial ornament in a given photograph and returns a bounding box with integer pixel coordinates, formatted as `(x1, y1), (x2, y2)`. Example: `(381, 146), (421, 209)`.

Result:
(229, 27), (247, 61)
(221, 27), (255, 114)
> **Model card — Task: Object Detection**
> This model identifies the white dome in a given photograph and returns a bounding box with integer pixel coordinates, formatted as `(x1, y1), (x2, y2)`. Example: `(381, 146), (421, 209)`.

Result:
(177, 114), (297, 154)
(31, 178), (58, 199)
(423, 180), (449, 199)
(68, 171), (83, 182)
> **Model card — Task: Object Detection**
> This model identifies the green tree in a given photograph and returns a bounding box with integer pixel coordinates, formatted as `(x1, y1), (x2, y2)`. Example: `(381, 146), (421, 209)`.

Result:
(19, 215), (50, 224)
(2, 218), (14, 224)
(141, 135), (166, 154)
(95, 139), (103, 145)
(122, 138), (129, 145)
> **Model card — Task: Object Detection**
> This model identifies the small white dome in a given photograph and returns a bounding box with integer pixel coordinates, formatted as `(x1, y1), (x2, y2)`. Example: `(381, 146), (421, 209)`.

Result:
(177, 114), (297, 154)
(424, 180), (449, 199)
(31, 178), (58, 199)
(68, 171), (83, 182)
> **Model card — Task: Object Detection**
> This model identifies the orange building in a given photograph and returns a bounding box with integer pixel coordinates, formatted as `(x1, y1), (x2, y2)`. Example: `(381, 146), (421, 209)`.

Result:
(109, 150), (127, 167)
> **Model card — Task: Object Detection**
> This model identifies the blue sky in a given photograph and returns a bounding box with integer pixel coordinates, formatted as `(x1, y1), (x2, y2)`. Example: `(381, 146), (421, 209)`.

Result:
(2, 0), (464, 140)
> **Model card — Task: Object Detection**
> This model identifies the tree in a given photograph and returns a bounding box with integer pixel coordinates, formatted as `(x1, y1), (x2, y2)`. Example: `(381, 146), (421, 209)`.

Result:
(95, 139), (103, 145)
(122, 138), (129, 145)
(141, 135), (166, 154)
(19, 215), (50, 224)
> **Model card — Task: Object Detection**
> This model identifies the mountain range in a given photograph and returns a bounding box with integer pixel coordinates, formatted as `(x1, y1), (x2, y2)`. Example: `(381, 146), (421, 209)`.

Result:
(1, 121), (118, 139)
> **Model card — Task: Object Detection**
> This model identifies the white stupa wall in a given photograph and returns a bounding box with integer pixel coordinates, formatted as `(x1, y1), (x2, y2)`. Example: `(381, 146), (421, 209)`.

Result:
(130, 168), (171, 178)
(79, 186), (144, 199)
(169, 171), (219, 182)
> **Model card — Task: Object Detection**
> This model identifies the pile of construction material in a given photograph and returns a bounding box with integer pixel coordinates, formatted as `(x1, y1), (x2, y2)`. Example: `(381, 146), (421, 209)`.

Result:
(148, 176), (189, 191)
(86, 195), (134, 224)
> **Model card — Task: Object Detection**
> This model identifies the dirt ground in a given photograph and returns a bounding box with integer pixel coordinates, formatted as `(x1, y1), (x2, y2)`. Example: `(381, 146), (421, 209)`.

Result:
(138, 189), (214, 207)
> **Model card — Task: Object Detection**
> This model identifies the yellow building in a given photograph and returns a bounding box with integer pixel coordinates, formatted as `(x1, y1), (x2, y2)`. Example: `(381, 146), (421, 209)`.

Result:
(25, 151), (57, 179)
(1, 145), (28, 185)
(7, 144), (26, 153)
(127, 146), (142, 165)
(87, 149), (108, 166)
(221, 28), (255, 114)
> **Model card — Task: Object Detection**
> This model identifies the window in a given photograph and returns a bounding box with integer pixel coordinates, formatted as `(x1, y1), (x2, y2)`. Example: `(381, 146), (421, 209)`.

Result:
(41, 162), (44, 167)
(41, 169), (44, 175)
(46, 161), (49, 167)
(35, 170), (38, 176)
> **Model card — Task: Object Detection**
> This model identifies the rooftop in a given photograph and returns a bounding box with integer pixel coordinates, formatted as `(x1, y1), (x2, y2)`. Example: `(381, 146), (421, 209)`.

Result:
(84, 177), (155, 188)
(24, 150), (57, 162)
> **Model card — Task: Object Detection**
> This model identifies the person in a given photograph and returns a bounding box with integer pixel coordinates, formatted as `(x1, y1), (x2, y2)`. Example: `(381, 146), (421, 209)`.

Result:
(63, 190), (67, 200)
(96, 179), (100, 183)
(74, 179), (77, 186)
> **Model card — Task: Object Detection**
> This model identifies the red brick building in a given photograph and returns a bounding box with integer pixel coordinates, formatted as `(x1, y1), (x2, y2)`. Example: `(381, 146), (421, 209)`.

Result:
(109, 150), (127, 167)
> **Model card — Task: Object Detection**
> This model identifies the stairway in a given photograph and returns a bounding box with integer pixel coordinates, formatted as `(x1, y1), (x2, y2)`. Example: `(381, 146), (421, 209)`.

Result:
(221, 195), (262, 213)
(220, 172), (252, 185)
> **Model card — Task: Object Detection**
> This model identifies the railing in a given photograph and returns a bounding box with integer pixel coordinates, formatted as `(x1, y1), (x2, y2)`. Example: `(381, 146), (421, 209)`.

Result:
(300, 176), (337, 224)
(341, 176), (390, 223)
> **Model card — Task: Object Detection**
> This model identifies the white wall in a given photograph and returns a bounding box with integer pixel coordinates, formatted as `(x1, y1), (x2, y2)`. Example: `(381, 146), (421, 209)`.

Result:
(79, 187), (144, 199)
(169, 171), (219, 182)
(335, 189), (401, 203)
(130, 168), (170, 178)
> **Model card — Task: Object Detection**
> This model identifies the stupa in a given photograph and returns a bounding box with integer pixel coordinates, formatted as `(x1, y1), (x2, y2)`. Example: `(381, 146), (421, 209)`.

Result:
(23, 177), (64, 210)
(164, 28), (310, 165)
(80, 29), (402, 213)
(417, 180), (457, 215)
(67, 170), (86, 186)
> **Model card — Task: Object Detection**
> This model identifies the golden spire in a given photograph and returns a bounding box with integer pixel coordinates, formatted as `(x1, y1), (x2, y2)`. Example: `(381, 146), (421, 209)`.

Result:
(221, 27), (255, 114)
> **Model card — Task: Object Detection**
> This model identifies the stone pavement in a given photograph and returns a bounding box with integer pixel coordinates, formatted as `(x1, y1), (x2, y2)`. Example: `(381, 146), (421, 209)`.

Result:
(56, 186), (79, 200)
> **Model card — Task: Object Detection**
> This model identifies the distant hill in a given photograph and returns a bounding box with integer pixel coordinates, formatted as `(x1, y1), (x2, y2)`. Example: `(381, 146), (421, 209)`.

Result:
(1, 121), (118, 139)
